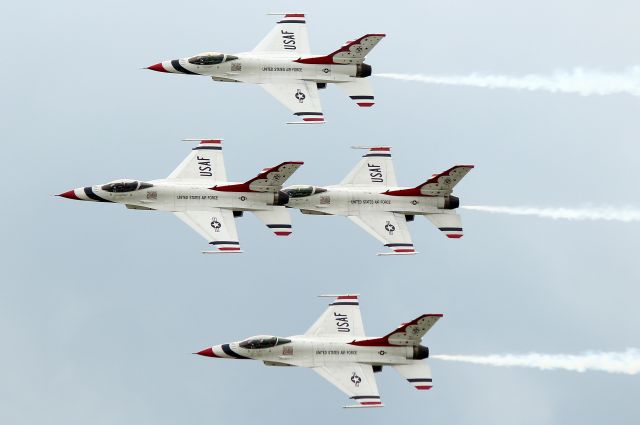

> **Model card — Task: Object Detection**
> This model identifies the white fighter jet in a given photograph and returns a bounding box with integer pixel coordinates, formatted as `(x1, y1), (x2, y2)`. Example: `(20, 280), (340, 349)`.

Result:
(57, 139), (302, 253)
(195, 294), (441, 408)
(146, 13), (385, 124)
(282, 147), (474, 255)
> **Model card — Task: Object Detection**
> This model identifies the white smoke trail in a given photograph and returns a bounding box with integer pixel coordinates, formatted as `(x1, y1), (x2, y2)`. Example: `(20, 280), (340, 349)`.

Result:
(431, 349), (640, 375)
(461, 205), (640, 223)
(376, 66), (640, 97)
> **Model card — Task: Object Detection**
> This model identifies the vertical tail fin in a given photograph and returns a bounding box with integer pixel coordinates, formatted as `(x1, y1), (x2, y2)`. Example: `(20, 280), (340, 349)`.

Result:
(295, 34), (386, 65)
(350, 314), (443, 347)
(212, 161), (304, 193)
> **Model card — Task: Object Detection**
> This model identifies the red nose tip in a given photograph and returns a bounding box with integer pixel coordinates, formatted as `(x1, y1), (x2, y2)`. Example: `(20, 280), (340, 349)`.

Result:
(147, 63), (168, 73)
(57, 190), (80, 200)
(194, 347), (216, 357)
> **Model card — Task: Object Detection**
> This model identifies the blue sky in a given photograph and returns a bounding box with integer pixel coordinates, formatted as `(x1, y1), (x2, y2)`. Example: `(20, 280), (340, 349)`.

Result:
(2, 1), (639, 424)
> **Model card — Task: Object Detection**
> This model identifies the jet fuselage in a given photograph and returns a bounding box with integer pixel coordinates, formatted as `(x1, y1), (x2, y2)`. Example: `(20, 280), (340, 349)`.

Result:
(201, 335), (428, 368)
(60, 179), (287, 212)
(151, 53), (370, 84)
(284, 185), (457, 217)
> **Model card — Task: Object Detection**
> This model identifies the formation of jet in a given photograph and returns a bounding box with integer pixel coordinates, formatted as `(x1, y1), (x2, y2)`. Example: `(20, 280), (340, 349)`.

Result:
(146, 13), (385, 124)
(57, 139), (302, 253)
(283, 147), (474, 255)
(195, 294), (441, 408)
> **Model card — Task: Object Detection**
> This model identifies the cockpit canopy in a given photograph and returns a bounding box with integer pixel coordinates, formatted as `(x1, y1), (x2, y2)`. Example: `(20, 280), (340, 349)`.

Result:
(101, 180), (153, 193)
(238, 335), (291, 350)
(187, 52), (238, 66)
(282, 185), (327, 198)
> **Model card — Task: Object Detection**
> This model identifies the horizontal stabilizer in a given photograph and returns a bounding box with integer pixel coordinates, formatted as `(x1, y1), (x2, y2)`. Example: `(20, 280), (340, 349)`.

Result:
(253, 207), (293, 236)
(426, 211), (463, 239)
(213, 162), (303, 193)
(393, 362), (433, 390)
(343, 402), (385, 409)
(336, 79), (375, 107)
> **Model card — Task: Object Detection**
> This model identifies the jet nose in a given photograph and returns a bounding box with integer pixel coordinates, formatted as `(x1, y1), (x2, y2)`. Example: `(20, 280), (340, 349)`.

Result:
(147, 62), (168, 73)
(57, 189), (81, 200)
(194, 347), (217, 358)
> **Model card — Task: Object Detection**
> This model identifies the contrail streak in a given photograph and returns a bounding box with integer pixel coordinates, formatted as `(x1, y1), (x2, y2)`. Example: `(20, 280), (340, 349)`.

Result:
(432, 349), (640, 375)
(461, 205), (640, 222)
(376, 66), (640, 97)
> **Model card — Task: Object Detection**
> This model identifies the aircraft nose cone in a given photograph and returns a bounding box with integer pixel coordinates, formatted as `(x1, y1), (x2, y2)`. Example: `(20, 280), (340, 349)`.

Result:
(147, 62), (168, 73)
(57, 189), (80, 200)
(194, 347), (216, 357)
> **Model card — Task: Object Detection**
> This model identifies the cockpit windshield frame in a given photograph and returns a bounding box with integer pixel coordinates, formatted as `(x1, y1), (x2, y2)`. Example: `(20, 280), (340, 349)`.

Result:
(238, 335), (291, 350)
(187, 53), (238, 66)
(101, 181), (153, 193)
(283, 186), (327, 198)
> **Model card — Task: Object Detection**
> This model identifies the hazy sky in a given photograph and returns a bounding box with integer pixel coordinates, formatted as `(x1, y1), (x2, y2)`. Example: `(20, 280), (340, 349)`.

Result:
(2, 1), (639, 424)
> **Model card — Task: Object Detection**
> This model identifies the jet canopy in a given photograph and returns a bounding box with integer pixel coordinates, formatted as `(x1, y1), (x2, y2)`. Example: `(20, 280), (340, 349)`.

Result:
(238, 335), (291, 350)
(101, 179), (153, 193)
(187, 52), (238, 65)
(282, 185), (327, 198)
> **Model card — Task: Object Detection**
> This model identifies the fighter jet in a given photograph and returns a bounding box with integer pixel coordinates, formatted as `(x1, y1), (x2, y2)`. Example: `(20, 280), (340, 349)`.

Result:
(282, 147), (474, 255)
(57, 139), (302, 253)
(146, 13), (385, 124)
(195, 294), (441, 408)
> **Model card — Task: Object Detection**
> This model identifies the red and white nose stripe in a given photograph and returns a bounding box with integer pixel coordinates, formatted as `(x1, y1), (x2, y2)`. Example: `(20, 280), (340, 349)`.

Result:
(146, 60), (200, 75)
(57, 187), (113, 203)
(58, 189), (82, 200)
(194, 344), (249, 359)
(147, 62), (169, 73)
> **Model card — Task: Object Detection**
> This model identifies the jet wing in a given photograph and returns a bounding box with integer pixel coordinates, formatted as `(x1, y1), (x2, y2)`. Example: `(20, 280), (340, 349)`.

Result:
(252, 207), (293, 237)
(313, 363), (382, 408)
(348, 212), (415, 255)
(168, 139), (226, 182)
(260, 81), (324, 124)
(305, 294), (365, 338)
(253, 13), (310, 56)
(174, 209), (242, 253)
(340, 146), (397, 186)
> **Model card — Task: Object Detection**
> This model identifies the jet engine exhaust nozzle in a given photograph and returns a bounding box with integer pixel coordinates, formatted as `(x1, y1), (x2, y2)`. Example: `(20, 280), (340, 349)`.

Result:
(412, 345), (430, 360)
(356, 63), (372, 78)
(444, 195), (460, 210)
(272, 190), (290, 206)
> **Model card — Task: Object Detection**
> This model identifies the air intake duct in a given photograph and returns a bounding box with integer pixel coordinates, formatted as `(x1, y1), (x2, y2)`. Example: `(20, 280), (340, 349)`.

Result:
(356, 63), (372, 78)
